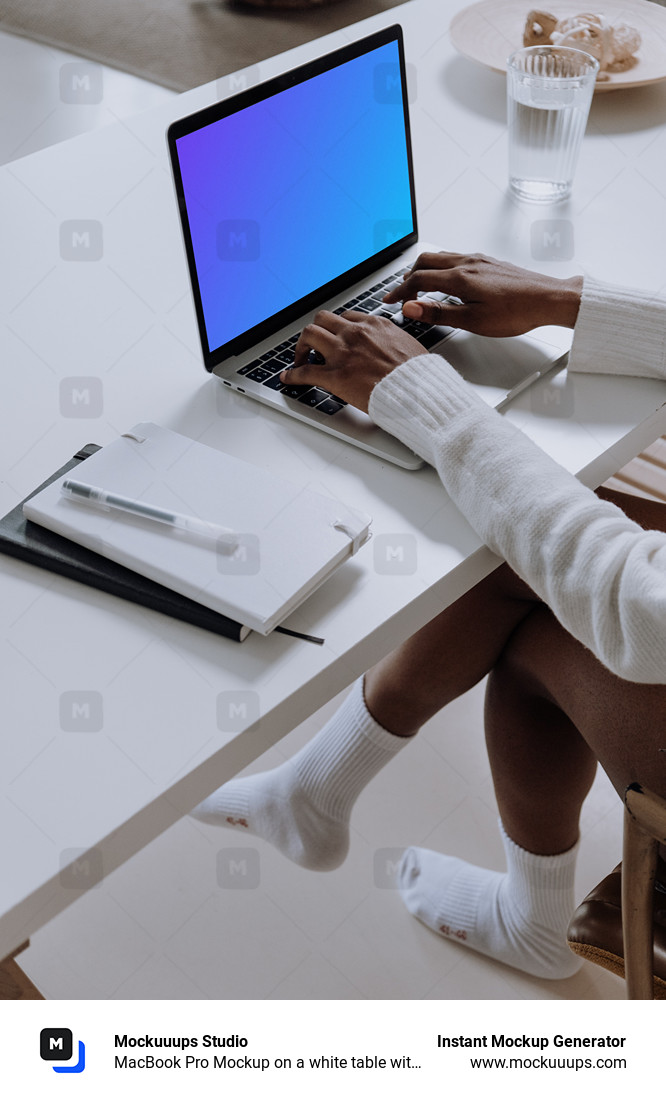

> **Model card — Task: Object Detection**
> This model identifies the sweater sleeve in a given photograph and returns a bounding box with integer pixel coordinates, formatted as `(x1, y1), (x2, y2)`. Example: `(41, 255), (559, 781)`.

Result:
(568, 275), (666, 379)
(368, 353), (666, 683)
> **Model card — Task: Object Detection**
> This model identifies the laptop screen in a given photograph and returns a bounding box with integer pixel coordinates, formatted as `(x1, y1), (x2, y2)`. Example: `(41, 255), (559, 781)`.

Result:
(169, 27), (417, 368)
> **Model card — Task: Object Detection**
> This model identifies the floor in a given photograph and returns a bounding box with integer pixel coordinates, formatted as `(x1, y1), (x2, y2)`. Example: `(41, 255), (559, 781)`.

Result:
(4, 28), (626, 1000)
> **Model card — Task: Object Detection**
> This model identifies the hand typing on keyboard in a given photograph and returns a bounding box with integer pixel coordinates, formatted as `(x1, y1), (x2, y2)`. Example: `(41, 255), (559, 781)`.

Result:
(281, 311), (425, 414)
(383, 251), (583, 338)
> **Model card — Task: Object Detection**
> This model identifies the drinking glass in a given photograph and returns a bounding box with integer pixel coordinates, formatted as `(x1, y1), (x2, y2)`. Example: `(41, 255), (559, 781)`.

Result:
(507, 46), (599, 203)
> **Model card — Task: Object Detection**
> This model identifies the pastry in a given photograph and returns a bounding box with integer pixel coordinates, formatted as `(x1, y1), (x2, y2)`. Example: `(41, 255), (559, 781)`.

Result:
(523, 10), (641, 71)
(523, 10), (559, 46)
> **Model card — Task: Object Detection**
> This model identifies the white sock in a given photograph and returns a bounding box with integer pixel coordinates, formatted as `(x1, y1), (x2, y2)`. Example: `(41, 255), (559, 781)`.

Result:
(191, 677), (412, 870)
(399, 822), (582, 979)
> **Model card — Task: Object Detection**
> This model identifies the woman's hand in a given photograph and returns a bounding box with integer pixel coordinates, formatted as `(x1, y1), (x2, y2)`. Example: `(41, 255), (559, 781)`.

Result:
(280, 253), (584, 411)
(280, 310), (424, 413)
(382, 252), (583, 337)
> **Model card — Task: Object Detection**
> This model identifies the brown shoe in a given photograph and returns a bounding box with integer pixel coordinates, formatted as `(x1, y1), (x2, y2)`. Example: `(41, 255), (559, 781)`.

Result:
(567, 863), (666, 998)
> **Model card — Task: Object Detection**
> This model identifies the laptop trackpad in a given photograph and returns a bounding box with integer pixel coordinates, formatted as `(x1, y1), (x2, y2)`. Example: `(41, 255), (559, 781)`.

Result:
(433, 329), (564, 406)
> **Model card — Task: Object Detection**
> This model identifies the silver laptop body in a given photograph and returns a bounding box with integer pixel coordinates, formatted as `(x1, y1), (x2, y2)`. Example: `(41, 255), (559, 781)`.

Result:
(168, 26), (569, 471)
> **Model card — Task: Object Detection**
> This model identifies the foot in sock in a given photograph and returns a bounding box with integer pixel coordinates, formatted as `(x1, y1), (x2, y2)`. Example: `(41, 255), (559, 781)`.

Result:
(191, 677), (412, 871)
(398, 823), (582, 979)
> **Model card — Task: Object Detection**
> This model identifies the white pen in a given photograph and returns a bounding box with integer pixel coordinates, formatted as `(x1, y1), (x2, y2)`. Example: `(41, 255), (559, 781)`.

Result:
(60, 479), (238, 550)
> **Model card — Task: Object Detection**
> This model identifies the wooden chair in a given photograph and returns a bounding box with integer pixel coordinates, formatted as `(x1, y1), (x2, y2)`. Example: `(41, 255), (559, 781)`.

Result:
(0, 942), (43, 1000)
(622, 785), (666, 998)
(568, 439), (666, 997)
(567, 785), (666, 999)
(603, 435), (666, 504)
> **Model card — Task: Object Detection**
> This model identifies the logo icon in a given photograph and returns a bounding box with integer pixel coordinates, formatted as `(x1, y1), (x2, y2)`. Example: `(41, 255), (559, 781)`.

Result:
(216, 690), (260, 732)
(59, 62), (103, 104)
(216, 847), (261, 889)
(373, 533), (418, 575)
(40, 1028), (86, 1073)
(530, 218), (574, 261)
(59, 377), (104, 418)
(373, 847), (405, 888)
(59, 847), (104, 890)
(59, 691), (103, 732)
(216, 219), (260, 262)
(59, 220), (103, 262)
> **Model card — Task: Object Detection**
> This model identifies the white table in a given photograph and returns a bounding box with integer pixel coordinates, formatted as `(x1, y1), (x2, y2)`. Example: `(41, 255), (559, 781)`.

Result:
(2, 0), (665, 962)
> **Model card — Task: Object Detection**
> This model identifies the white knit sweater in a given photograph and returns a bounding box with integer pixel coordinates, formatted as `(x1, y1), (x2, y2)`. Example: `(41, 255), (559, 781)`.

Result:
(368, 276), (666, 683)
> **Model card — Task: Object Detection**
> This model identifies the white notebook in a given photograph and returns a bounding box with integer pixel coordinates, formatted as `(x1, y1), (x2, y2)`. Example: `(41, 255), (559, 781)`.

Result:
(23, 423), (372, 635)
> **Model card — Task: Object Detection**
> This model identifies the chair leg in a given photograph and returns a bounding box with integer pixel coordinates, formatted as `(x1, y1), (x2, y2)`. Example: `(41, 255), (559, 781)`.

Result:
(0, 941), (44, 1001)
(623, 784), (666, 999)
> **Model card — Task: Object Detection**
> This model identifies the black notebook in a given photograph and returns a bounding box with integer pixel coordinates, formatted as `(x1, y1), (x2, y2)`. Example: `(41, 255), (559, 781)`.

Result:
(0, 445), (323, 645)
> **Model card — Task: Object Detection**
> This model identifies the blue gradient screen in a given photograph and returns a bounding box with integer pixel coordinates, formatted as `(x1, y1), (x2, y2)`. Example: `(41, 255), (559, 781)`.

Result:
(175, 40), (414, 354)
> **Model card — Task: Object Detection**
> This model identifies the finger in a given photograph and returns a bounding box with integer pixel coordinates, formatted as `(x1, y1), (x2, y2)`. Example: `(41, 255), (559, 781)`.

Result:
(293, 308), (370, 366)
(407, 249), (464, 275)
(383, 251), (480, 302)
(410, 250), (467, 274)
(311, 308), (348, 332)
(293, 323), (339, 367)
(402, 297), (473, 329)
(383, 268), (460, 304)
(279, 361), (336, 388)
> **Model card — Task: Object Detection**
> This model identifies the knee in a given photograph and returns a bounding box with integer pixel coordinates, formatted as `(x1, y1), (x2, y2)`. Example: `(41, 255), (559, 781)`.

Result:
(493, 604), (562, 692)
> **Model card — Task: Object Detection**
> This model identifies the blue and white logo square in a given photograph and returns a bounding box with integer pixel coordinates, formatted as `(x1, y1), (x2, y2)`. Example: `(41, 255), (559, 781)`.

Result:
(40, 1028), (86, 1073)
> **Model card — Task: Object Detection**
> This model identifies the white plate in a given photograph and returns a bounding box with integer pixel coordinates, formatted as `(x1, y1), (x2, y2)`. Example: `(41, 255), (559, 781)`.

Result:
(450, 0), (666, 91)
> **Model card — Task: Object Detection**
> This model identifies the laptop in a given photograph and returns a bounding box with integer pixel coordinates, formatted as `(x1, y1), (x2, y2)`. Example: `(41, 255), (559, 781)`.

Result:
(167, 24), (570, 471)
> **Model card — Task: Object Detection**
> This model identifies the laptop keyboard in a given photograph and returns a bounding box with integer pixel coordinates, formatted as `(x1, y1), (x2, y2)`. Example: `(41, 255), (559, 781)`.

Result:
(235, 266), (452, 416)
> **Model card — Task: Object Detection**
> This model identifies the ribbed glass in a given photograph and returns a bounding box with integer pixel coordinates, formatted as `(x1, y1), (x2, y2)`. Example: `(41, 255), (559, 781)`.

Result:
(507, 46), (599, 202)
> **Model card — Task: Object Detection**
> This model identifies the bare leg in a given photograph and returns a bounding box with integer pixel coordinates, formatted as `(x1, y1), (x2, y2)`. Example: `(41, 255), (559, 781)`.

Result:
(195, 486), (664, 889)
(398, 488), (666, 978)
(193, 560), (542, 866)
(366, 485), (666, 741)
(398, 610), (592, 978)
(485, 487), (666, 855)
(486, 603), (666, 853)
(364, 563), (537, 736)
(485, 633), (598, 856)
